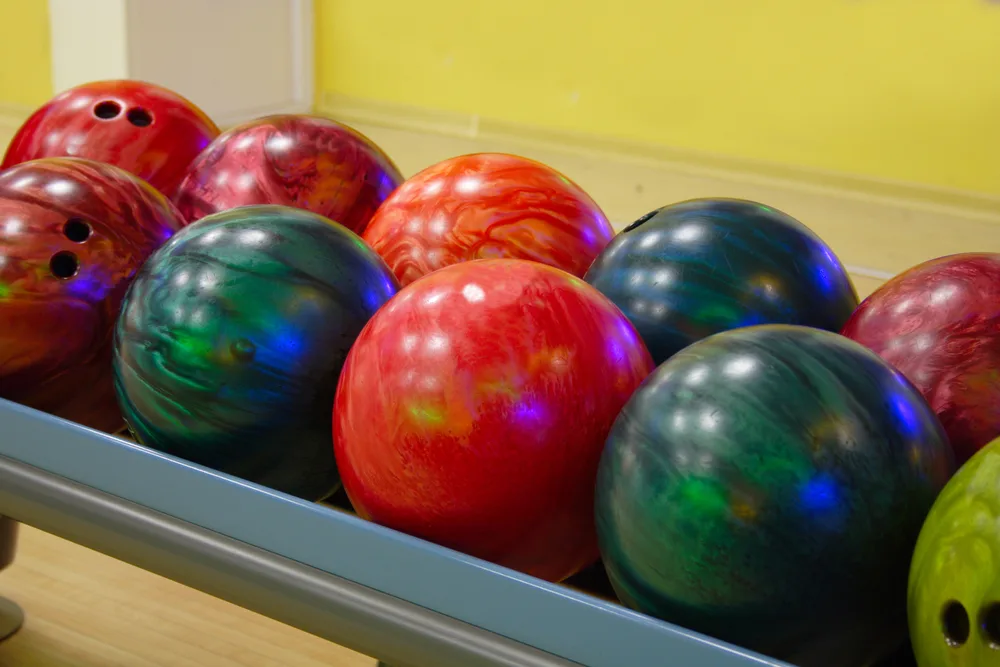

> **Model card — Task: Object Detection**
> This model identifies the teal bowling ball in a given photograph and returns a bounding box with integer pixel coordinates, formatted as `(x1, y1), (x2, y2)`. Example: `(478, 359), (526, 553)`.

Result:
(113, 205), (399, 501)
(584, 198), (859, 364)
(595, 325), (954, 667)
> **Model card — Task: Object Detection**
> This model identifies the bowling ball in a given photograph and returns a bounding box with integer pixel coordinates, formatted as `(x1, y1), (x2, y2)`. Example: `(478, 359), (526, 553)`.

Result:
(0, 157), (184, 432)
(584, 198), (859, 364)
(361, 153), (614, 286)
(174, 115), (403, 233)
(842, 253), (1000, 465)
(334, 259), (653, 581)
(2, 80), (219, 197)
(113, 205), (399, 501)
(908, 436), (1000, 667)
(595, 325), (954, 667)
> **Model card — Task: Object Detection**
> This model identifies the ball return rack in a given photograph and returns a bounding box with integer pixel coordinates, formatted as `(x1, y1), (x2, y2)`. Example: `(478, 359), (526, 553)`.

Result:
(0, 398), (786, 667)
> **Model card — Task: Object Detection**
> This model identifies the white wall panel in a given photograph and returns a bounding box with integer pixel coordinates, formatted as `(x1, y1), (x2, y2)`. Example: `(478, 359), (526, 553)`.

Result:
(48, 0), (313, 125)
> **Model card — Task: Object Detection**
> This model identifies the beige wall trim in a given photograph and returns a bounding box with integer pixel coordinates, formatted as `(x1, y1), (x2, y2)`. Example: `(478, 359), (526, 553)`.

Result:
(0, 104), (32, 141)
(319, 92), (1000, 225)
(319, 92), (1000, 296)
(0, 104), (33, 123)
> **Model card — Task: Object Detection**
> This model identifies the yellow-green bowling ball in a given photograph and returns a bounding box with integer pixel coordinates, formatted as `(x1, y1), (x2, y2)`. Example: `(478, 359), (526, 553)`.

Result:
(909, 437), (1000, 666)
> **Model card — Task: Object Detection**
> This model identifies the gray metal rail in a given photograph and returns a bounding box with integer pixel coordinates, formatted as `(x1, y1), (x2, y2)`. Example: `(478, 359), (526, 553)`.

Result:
(0, 399), (786, 667)
(0, 454), (572, 667)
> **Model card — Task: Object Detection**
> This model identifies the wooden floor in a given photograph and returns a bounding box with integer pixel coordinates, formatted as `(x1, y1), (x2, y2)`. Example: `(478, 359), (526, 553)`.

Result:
(0, 117), (995, 665)
(0, 527), (376, 667)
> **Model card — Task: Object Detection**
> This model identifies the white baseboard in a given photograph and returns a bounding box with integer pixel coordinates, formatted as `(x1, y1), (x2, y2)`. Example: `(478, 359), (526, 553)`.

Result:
(0, 104), (33, 146)
(319, 92), (1000, 222)
(317, 91), (1000, 293)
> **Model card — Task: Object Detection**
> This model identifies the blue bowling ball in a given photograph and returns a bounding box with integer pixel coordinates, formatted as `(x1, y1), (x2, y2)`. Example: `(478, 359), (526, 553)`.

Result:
(584, 198), (858, 365)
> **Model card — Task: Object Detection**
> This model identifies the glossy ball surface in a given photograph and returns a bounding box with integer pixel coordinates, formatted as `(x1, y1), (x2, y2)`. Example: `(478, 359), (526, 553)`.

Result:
(596, 325), (954, 667)
(842, 253), (1000, 464)
(584, 199), (859, 364)
(361, 153), (614, 286)
(2, 80), (219, 197)
(335, 259), (654, 581)
(908, 436), (1000, 667)
(114, 205), (399, 500)
(0, 157), (183, 432)
(174, 115), (403, 233)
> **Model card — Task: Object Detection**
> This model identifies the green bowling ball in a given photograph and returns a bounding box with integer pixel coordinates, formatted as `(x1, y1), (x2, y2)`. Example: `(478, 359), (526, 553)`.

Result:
(596, 324), (955, 667)
(113, 204), (399, 501)
(909, 436), (1000, 666)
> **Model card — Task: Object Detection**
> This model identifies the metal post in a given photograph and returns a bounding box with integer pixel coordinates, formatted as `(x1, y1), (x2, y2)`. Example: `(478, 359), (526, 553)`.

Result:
(0, 517), (24, 641)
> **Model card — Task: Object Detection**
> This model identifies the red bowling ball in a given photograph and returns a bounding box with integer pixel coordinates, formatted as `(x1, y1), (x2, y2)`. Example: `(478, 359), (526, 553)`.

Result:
(2, 80), (219, 198)
(334, 259), (654, 582)
(174, 115), (403, 233)
(0, 158), (185, 432)
(361, 153), (615, 286)
(842, 253), (1000, 463)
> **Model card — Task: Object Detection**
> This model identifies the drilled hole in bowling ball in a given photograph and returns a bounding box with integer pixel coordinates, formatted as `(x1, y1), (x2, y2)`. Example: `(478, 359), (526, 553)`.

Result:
(980, 603), (1000, 648)
(622, 208), (660, 233)
(93, 101), (121, 119)
(49, 251), (79, 279)
(127, 108), (153, 127)
(63, 218), (92, 243)
(942, 600), (971, 646)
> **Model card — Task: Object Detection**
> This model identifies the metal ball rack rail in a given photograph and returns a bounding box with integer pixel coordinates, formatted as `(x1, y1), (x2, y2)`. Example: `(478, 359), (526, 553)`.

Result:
(0, 397), (786, 667)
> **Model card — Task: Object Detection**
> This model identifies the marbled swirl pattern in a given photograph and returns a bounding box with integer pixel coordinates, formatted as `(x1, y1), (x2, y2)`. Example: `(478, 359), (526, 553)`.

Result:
(0, 157), (184, 432)
(113, 205), (399, 501)
(174, 115), (403, 233)
(334, 259), (653, 582)
(595, 325), (953, 667)
(908, 436), (1000, 667)
(361, 153), (615, 286)
(842, 253), (1000, 464)
(585, 198), (859, 364)
(2, 80), (219, 197)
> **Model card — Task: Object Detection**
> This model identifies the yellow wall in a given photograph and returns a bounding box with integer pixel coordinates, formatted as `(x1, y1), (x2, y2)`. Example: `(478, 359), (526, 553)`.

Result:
(315, 0), (1000, 196)
(0, 0), (51, 108)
